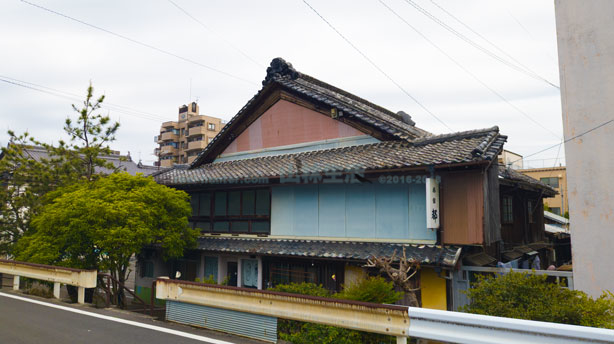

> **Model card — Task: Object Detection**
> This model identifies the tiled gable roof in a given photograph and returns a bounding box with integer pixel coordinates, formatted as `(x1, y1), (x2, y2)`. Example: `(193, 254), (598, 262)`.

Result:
(154, 126), (506, 186)
(1, 145), (159, 176)
(498, 166), (557, 196)
(190, 58), (431, 167)
(196, 237), (461, 267)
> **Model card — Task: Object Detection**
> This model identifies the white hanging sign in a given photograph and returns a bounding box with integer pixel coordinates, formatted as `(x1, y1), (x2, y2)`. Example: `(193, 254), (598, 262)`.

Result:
(426, 177), (440, 229)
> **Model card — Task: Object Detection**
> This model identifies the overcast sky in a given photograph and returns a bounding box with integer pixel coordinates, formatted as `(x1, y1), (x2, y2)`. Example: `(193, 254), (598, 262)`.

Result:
(1, 0), (564, 167)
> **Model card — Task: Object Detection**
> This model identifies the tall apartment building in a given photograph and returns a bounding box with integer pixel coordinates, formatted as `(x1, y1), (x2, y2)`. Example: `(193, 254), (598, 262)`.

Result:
(518, 166), (568, 216)
(155, 102), (224, 167)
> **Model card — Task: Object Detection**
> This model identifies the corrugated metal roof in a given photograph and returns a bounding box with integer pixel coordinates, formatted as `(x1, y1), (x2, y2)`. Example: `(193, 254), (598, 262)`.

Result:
(544, 211), (569, 225)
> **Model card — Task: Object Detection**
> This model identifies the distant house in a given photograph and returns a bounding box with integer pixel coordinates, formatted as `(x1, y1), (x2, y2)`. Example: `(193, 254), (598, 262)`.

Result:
(138, 58), (556, 310)
(518, 166), (568, 216)
(0, 145), (160, 176)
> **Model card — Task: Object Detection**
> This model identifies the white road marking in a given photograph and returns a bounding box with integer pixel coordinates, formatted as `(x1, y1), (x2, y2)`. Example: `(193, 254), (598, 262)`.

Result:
(0, 291), (236, 344)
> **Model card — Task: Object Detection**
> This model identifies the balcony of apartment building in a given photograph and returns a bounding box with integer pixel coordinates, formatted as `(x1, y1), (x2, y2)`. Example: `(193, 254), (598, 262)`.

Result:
(161, 120), (179, 129)
(186, 139), (207, 151)
(159, 144), (178, 156)
(158, 131), (179, 143)
(159, 158), (176, 168)
(187, 125), (210, 137)
(187, 114), (207, 125)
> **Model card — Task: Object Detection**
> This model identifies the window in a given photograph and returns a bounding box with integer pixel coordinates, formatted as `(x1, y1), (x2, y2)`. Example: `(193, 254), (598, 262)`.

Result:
(140, 260), (154, 278)
(540, 177), (559, 188)
(187, 136), (203, 142)
(191, 102), (197, 113)
(550, 207), (561, 215)
(264, 259), (343, 291)
(208, 123), (216, 131)
(190, 188), (271, 234)
(502, 196), (513, 224)
(528, 201), (534, 223)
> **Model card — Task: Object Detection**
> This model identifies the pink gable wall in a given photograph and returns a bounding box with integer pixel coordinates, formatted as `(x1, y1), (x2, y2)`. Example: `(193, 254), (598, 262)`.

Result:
(222, 100), (364, 154)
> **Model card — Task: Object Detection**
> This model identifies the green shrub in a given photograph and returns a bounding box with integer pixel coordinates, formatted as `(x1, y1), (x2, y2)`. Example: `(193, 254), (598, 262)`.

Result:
(194, 275), (230, 286)
(461, 271), (614, 329)
(270, 282), (331, 297)
(195, 275), (217, 285)
(270, 278), (403, 344)
(336, 276), (402, 304)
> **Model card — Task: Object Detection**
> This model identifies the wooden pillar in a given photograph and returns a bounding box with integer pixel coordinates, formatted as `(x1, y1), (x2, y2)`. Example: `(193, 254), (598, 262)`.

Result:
(396, 336), (407, 344)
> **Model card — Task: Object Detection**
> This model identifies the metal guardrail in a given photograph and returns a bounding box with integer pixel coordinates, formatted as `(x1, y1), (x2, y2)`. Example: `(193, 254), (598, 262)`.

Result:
(0, 259), (97, 304)
(407, 307), (614, 344)
(461, 266), (574, 289)
(156, 277), (614, 344)
(156, 278), (410, 343)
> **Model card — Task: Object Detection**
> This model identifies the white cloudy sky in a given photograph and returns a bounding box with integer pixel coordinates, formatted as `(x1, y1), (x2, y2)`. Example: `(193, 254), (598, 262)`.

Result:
(0, 0), (564, 167)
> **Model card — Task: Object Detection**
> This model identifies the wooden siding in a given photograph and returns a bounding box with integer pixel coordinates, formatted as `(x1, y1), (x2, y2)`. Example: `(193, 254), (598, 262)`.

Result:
(270, 183), (434, 241)
(500, 186), (546, 246)
(483, 162), (502, 245)
(222, 99), (364, 155)
(441, 171), (485, 245)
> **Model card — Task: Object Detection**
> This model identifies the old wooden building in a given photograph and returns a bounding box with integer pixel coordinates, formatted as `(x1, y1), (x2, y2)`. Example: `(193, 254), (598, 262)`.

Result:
(137, 58), (556, 310)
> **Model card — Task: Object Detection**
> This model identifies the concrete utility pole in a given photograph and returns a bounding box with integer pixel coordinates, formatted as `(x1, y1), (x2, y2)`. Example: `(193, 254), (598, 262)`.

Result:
(554, 0), (614, 297)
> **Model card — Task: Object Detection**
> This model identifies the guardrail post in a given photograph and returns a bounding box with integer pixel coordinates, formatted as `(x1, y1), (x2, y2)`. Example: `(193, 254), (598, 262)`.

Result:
(77, 286), (85, 304)
(13, 276), (19, 291)
(396, 336), (407, 344)
(53, 282), (61, 299)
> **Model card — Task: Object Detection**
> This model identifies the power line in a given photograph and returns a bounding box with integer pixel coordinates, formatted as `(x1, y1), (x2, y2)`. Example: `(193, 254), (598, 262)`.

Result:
(19, 0), (258, 87)
(510, 118), (614, 165)
(0, 75), (169, 121)
(302, 0), (453, 132)
(166, 0), (265, 69)
(402, 0), (560, 89)
(429, 0), (559, 89)
(378, 0), (561, 139)
(0, 76), (168, 122)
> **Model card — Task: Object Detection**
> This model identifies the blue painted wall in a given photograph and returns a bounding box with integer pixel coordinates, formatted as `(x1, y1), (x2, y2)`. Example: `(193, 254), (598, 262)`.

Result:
(271, 183), (434, 241)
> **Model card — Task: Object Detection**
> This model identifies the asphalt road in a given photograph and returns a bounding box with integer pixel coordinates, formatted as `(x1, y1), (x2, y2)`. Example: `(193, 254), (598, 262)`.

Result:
(0, 292), (243, 344)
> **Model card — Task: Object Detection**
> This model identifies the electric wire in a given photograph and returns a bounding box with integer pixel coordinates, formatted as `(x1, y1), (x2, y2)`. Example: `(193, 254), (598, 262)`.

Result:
(302, 0), (453, 132)
(0, 77), (168, 123)
(429, 0), (559, 88)
(403, 0), (560, 89)
(166, 0), (265, 69)
(510, 118), (614, 165)
(19, 0), (258, 87)
(378, 0), (561, 139)
(0, 75), (169, 121)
